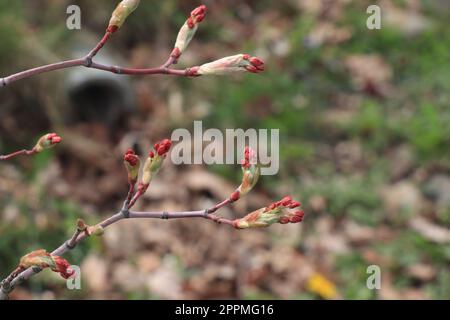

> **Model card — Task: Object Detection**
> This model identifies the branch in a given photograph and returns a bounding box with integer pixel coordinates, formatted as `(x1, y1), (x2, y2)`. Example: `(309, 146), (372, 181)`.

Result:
(0, 3), (263, 88)
(0, 204), (237, 299)
(0, 133), (61, 161)
(0, 149), (36, 161)
(0, 2), (271, 299)
(0, 140), (305, 299)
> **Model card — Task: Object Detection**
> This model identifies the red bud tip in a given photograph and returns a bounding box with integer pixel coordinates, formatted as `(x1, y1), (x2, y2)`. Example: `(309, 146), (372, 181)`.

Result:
(245, 65), (259, 73)
(191, 5), (207, 17)
(249, 57), (264, 67)
(148, 150), (155, 158)
(47, 133), (62, 145)
(124, 149), (139, 166)
(230, 190), (240, 202)
(155, 139), (172, 156)
(51, 256), (75, 280)
(286, 210), (305, 223)
(242, 146), (255, 169)
(265, 196), (302, 213)
(289, 201), (301, 208)
(243, 54), (265, 73)
(187, 5), (207, 28)
(280, 217), (290, 224)
(281, 196), (292, 206)
(290, 210), (305, 223)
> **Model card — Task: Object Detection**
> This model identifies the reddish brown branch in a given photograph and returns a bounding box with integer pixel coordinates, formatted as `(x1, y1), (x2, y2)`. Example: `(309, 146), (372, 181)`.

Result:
(86, 31), (113, 61)
(0, 3), (268, 300)
(0, 199), (238, 299)
(1, 133), (61, 161)
(0, 22), (204, 88)
(0, 53), (197, 87)
(0, 149), (36, 161)
(207, 198), (234, 213)
(125, 182), (135, 206)
(1, 59), (86, 87)
(0, 6), (262, 87)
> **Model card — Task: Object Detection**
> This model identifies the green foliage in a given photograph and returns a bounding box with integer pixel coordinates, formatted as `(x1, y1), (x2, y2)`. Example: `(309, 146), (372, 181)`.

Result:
(301, 175), (382, 222)
(0, 2), (23, 70)
(400, 103), (450, 162)
(336, 253), (376, 299)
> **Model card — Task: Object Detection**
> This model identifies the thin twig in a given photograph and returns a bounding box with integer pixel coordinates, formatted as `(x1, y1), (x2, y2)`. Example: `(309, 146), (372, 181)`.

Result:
(207, 198), (233, 213)
(125, 182), (135, 207)
(86, 31), (113, 61)
(0, 149), (36, 161)
(1, 58), (86, 87)
(0, 31), (199, 88)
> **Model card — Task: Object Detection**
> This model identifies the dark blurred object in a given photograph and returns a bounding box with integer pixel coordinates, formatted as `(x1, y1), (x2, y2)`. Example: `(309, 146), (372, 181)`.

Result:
(65, 49), (135, 127)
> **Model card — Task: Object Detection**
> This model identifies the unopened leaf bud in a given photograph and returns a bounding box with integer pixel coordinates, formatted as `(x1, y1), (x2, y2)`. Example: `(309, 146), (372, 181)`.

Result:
(171, 5), (207, 59)
(33, 133), (61, 153)
(108, 0), (140, 32)
(234, 196), (304, 229)
(124, 148), (141, 184)
(194, 54), (265, 76)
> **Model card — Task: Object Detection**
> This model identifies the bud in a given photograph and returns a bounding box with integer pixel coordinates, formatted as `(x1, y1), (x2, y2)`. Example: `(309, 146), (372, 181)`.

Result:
(230, 190), (240, 202)
(187, 5), (207, 28)
(87, 225), (105, 236)
(19, 249), (55, 269)
(76, 218), (88, 232)
(232, 147), (260, 200)
(51, 256), (75, 279)
(171, 5), (207, 59)
(140, 139), (172, 188)
(108, 0), (140, 32)
(195, 54), (265, 75)
(33, 133), (61, 153)
(234, 196), (304, 229)
(124, 149), (141, 184)
(19, 250), (74, 279)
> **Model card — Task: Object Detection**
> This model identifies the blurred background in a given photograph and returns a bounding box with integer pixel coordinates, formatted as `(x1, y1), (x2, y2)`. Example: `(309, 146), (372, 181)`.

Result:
(0, 0), (449, 299)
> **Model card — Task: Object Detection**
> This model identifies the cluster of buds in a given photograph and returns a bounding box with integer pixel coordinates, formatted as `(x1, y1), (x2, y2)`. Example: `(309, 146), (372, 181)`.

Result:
(234, 196), (304, 229)
(107, 0), (140, 33)
(124, 139), (172, 206)
(171, 5), (207, 59)
(33, 133), (62, 153)
(192, 54), (265, 76)
(19, 249), (74, 279)
(105, 2), (264, 77)
(230, 147), (260, 202)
